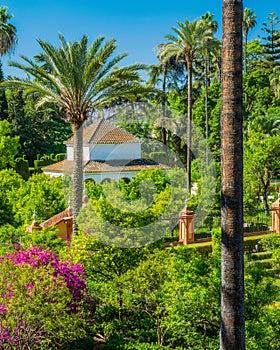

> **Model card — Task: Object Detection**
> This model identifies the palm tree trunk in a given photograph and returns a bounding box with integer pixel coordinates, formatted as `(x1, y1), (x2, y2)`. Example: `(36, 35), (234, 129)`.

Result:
(243, 35), (248, 74)
(161, 63), (167, 145)
(221, 1), (245, 349)
(72, 124), (83, 235)
(205, 54), (209, 166)
(186, 58), (192, 193)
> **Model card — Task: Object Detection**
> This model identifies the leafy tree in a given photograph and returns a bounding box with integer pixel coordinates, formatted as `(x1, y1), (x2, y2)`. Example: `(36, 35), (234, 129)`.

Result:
(13, 173), (67, 226)
(0, 119), (19, 169)
(4, 34), (147, 234)
(78, 169), (185, 247)
(243, 69), (275, 117)
(244, 133), (280, 213)
(0, 169), (24, 228)
(245, 39), (265, 73)
(5, 87), (71, 164)
(0, 170), (66, 230)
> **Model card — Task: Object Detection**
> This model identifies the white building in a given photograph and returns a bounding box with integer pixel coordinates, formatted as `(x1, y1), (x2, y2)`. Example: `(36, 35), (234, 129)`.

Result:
(42, 119), (168, 182)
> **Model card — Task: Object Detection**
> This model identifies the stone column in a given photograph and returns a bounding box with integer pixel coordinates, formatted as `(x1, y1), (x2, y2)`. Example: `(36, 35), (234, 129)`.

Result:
(179, 206), (195, 244)
(271, 192), (280, 233)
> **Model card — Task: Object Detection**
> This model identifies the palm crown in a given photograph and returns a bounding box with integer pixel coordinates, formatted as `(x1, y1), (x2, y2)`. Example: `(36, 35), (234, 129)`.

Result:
(6, 34), (145, 127)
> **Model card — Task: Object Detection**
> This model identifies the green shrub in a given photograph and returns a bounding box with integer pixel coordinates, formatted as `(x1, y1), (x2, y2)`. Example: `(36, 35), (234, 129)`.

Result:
(211, 227), (221, 251)
(259, 234), (280, 251)
(15, 157), (30, 180)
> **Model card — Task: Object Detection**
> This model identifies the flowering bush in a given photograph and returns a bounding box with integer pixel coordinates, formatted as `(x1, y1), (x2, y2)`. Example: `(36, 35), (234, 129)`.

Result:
(0, 246), (95, 349)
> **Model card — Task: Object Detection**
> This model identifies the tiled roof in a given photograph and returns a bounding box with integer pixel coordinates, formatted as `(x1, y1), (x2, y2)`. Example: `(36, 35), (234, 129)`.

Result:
(42, 160), (88, 173)
(42, 159), (169, 173)
(66, 119), (141, 145)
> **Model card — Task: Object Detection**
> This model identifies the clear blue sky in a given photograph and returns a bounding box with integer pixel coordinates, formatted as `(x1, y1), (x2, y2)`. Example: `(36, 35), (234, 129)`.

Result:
(2, 0), (280, 78)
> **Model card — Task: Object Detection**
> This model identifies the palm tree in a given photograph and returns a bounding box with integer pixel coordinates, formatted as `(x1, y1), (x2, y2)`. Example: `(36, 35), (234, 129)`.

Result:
(243, 8), (257, 73)
(221, 0), (245, 349)
(3, 34), (146, 233)
(0, 7), (17, 58)
(147, 54), (185, 145)
(201, 12), (219, 165)
(157, 19), (212, 192)
(211, 43), (222, 82)
(247, 114), (280, 136)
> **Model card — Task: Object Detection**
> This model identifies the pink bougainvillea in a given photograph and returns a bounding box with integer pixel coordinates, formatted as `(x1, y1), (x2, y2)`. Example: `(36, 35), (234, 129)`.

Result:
(0, 246), (95, 348)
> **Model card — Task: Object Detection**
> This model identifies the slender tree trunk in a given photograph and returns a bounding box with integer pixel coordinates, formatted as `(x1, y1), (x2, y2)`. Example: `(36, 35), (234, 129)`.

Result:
(72, 124), (83, 235)
(186, 58), (192, 193)
(205, 54), (210, 165)
(263, 171), (270, 216)
(221, 1), (245, 350)
(244, 34), (248, 103)
(243, 34), (248, 74)
(161, 63), (167, 145)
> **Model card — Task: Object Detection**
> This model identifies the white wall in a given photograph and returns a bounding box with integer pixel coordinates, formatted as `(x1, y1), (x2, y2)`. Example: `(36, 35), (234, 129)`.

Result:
(67, 146), (90, 161)
(67, 144), (141, 161)
(66, 146), (73, 160)
(89, 143), (141, 160)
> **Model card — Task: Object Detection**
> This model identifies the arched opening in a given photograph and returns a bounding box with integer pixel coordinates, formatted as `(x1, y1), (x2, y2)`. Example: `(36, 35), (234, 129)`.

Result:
(84, 178), (96, 184)
(121, 177), (131, 184)
(101, 178), (112, 184)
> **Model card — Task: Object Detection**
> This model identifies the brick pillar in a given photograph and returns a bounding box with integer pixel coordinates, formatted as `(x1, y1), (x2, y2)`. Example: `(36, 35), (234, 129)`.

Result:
(271, 193), (280, 233)
(179, 206), (195, 244)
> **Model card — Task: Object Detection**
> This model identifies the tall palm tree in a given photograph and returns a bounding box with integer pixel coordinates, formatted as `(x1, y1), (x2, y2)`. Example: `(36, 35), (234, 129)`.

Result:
(221, 0), (245, 349)
(211, 43), (222, 82)
(201, 12), (218, 165)
(148, 56), (171, 145)
(157, 19), (212, 192)
(243, 8), (257, 73)
(0, 7), (17, 58)
(3, 34), (146, 233)
(147, 54), (185, 145)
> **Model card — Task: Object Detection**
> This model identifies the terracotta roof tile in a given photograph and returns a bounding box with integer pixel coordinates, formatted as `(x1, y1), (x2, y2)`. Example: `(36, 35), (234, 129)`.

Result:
(42, 159), (169, 173)
(66, 119), (141, 145)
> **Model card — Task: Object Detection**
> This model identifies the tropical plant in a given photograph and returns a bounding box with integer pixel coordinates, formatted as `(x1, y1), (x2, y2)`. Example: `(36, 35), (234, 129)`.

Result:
(243, 8), (257, 73)
(147, 55), (184, 145)
(0, 7), (17, 58)
(3, 34), (146, 233)
(220, 0), (245, 349)
(247, 114), (280, 136)
(156, 19), (213, 191)
(200, 12), (219, 164)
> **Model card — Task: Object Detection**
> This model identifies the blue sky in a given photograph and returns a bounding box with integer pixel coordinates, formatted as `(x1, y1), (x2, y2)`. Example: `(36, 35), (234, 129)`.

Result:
(2, 0), (280, 78)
